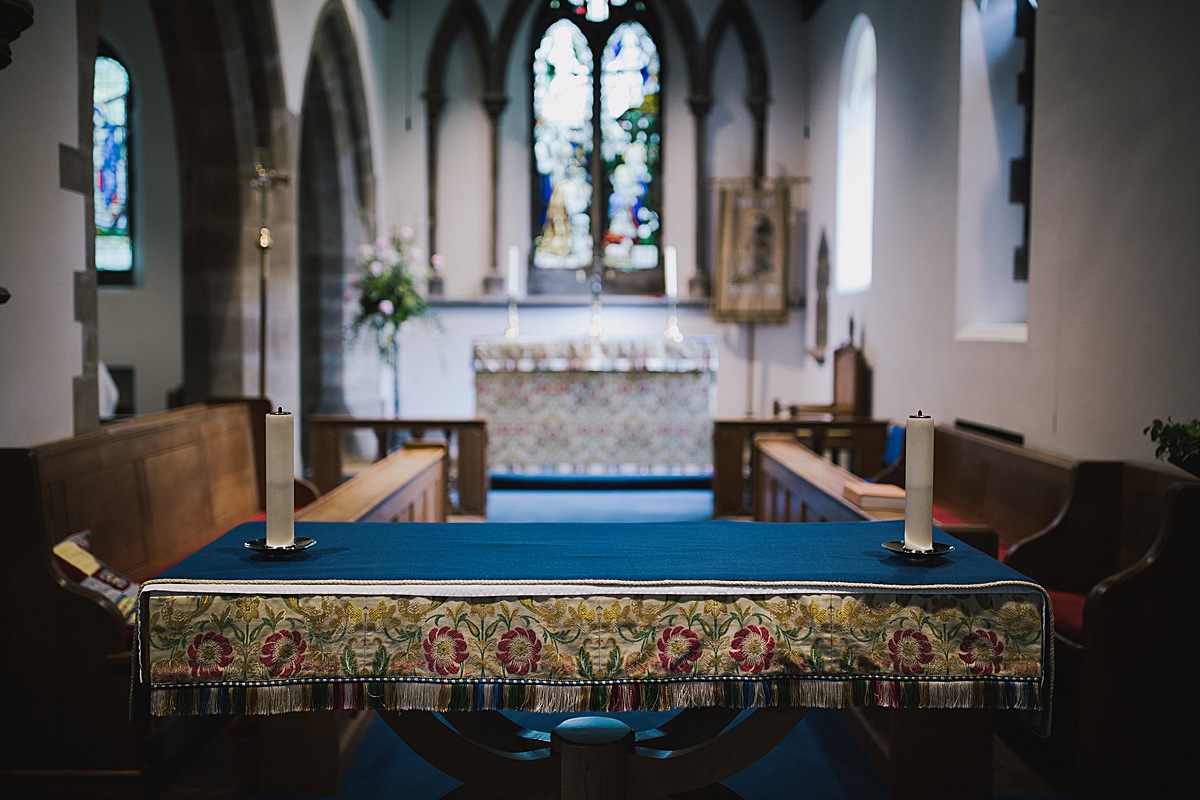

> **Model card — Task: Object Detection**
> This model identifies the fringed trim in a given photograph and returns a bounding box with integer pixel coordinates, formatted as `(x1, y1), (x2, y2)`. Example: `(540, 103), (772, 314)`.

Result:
(149, 676), (1041, 717)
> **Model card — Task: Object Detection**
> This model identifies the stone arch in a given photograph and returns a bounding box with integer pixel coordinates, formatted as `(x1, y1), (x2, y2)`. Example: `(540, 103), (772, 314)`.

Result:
(424, 0), (495, 265)
(152, 0), (293, 403)
(298, 0), (376, 448)
(705, 0), (770, 180)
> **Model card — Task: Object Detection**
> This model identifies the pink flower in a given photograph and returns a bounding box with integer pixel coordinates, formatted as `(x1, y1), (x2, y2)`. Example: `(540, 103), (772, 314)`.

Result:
(888, 629), (935, 675)
(959, 629), (1005, 675)
(260, 630), (307, 678)
(398, 226), (415, 240)
(430, 253), (444, 270)
(188, 632), (234, 679)
(730, 625), (775, 673)
(423, 626), (469, 675)
(656, 625), (702, 673)
(496, 627), (542, 676)
(358, 243), (373, 260)
(369, 260), (384, 277)
(409, 246), (424, 262)
(377, 299), (394, 315)
(375, 237), (389, 250)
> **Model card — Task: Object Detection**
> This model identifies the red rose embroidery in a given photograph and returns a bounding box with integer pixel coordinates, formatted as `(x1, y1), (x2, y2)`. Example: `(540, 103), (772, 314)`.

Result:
(497, 627), (542, 676)
(888, 629), (935, 675)
(730, 625), (775, 673)
(657, 625), (703, 673)
(423, 625), (469, 675)
(959, 629), (1005, 675)
(188, 632), (234, 679)
(260, 630), (307, 678)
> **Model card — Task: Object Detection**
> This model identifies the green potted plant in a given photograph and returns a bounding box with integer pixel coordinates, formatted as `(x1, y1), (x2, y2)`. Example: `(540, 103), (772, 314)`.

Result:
(1143, 417), (1200, 477)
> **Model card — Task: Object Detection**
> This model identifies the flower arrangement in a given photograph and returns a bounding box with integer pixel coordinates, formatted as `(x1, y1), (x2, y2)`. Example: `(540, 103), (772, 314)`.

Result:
(348, 227), (435, 365)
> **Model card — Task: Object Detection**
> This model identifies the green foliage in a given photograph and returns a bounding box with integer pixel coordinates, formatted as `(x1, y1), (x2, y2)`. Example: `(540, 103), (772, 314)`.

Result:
(348, 230), (435, 365)
(1143, 417), (1200, 463)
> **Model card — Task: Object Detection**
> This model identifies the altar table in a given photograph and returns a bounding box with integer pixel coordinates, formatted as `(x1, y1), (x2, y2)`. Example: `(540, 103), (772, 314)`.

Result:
(134, 519), (1050, 797)
(472, 337), (718, 477)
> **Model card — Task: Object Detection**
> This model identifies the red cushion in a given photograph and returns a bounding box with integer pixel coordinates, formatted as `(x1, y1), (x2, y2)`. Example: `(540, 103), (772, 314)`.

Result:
(1046, 588), (1085, 643)
(932, 504), (972, 526)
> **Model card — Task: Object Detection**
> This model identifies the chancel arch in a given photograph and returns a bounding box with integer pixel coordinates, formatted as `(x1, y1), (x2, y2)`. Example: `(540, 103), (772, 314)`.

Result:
(298, 0), (376, 448)
(152, 0), (293, 403)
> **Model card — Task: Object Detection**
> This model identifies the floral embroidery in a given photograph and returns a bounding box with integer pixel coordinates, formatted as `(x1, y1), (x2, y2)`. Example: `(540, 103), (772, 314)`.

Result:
(888, 629), (934, 675)
(146, 592), (1042, 687)
(657, 625), (703, 673)
(260, 630), (307, 678)
(497, 627), (542, 676)
(959, 629), (1005, 675)
(730, 625), (775, 673)
(187, 632), (233, 679)
(423, 625), (469, 675)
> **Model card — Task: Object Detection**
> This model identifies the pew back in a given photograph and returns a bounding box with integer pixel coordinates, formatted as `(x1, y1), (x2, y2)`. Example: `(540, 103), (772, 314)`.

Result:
(16, 401), (264, 586)
(928, 424), (1075, 545)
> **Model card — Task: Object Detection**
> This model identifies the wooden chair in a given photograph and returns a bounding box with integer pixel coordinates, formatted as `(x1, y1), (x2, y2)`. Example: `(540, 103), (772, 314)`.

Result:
(776, 341), (872, 418)
(1000, 461), (1200, 795)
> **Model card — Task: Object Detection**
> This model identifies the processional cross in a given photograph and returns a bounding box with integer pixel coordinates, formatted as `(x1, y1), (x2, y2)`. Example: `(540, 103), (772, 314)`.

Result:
(242, 149), (289, 397)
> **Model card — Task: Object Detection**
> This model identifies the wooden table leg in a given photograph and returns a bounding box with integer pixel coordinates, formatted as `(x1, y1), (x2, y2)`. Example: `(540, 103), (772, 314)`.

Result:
(553, 717), (634, 800)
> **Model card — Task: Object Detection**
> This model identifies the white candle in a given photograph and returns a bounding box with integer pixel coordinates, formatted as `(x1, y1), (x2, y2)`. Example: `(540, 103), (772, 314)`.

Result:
(903, 411), (935, 552)
(507, 245), (520, 299)
(265, 408), (295, 548)
(664, 246), (678, 300)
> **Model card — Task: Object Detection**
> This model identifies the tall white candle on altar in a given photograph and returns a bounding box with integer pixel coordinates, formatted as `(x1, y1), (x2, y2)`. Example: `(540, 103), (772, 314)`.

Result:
(903, 411), (935, 552)
(507, 245), (520, 299)
(664, 245), (678, 300)
(265, 408), (295, 548)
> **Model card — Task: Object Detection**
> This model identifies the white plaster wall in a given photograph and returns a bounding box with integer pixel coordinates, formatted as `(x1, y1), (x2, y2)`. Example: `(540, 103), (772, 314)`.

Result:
(0, 1), (87, 447)
(96, 0), (183, 415)
(1025, 0), (1200, 461)
(807, 0), (1200, 463)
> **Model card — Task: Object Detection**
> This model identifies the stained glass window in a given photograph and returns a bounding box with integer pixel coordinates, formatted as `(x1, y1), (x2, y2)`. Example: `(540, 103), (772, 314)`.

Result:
(532, 1), (661, 294)
(94, 52), (133, 284)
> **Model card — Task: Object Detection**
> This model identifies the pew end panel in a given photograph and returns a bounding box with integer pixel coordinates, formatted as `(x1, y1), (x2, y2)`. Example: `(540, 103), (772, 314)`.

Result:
(1001, 463), (1200, 794)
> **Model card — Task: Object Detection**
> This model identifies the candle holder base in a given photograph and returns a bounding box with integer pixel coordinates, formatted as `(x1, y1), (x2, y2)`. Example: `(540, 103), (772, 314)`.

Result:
(882, 540), (954, 560)
(245, 537), (316, 559)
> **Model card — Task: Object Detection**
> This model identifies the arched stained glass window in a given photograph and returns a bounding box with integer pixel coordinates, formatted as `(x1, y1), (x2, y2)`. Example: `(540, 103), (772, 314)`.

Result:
(531, 0), (662, 295)
(94, 50), (133, 284)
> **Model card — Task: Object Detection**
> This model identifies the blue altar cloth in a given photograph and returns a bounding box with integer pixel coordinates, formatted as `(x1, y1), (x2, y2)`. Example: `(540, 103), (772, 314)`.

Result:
(158, 518), (1037, 591)
(138, 519), (1050, 735)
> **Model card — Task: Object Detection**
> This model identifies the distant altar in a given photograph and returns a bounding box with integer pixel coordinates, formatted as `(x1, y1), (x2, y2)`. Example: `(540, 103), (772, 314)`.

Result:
(473, 336), (718, 477)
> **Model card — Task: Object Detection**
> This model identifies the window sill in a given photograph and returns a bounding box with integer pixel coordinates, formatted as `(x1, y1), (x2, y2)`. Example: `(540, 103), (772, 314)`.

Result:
(954, 322), (1028, 344)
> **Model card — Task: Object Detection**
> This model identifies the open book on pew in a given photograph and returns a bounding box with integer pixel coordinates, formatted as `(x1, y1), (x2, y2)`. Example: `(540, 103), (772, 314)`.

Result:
(843, 479), (906, 510)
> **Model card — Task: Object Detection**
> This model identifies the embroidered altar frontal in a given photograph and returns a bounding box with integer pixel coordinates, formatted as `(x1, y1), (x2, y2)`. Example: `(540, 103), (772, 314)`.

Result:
(472, 336), (718, 476)
(135, 520), (1051, 730)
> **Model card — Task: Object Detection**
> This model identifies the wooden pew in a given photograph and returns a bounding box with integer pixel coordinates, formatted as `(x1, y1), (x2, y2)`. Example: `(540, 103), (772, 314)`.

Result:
(0, 400), (447, 797)
(713, 417), (888, 518)
(307, 414), (487, 518)
(1000, 462), (1200, 796)
(874, 423), (1077, 554)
